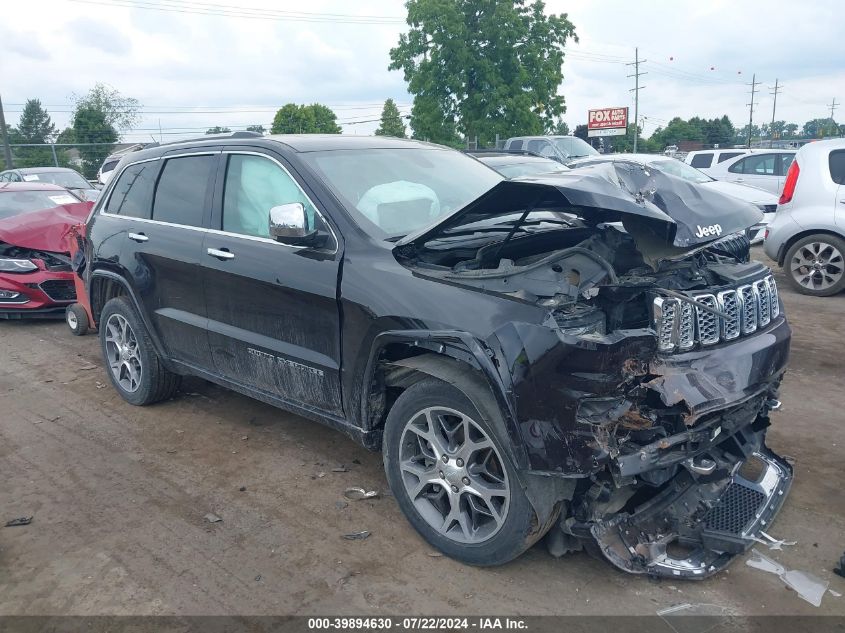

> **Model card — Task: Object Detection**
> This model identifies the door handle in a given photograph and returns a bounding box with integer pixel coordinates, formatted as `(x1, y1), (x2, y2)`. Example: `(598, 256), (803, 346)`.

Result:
(207, 247), (235, 260)
(128, 232), (149, 243)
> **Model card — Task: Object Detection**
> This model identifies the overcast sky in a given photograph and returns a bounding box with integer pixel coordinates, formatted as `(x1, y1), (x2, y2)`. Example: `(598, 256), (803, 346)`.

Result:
(2, 0), (843, 142)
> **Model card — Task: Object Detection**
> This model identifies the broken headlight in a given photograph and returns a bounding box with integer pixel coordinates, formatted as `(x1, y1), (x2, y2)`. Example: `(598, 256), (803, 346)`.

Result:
(0, 257), (38, 273)
(551, 304), (606, 336)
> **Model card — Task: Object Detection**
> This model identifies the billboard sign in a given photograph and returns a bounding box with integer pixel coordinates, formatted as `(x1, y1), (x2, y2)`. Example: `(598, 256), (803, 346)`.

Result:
(588, 107), (628, 137)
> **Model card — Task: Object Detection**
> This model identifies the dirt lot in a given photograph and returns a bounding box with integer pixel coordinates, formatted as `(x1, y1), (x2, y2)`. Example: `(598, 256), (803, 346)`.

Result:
(1, 247), (844, 616)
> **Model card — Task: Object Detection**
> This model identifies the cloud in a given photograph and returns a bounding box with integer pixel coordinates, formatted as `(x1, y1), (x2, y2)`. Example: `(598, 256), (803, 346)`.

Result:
(67, 17), (132, 55)
(0, 27), (51, 61)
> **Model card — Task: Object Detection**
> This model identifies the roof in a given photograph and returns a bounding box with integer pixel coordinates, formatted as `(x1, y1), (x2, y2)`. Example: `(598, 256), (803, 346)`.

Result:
(0, 182), (68, 192)
(476, 155), (561, 165)
(6, 167), (81, 174)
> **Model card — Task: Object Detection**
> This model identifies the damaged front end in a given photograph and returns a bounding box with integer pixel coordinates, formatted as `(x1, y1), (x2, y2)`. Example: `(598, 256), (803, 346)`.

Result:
(394, 162), (792, 578)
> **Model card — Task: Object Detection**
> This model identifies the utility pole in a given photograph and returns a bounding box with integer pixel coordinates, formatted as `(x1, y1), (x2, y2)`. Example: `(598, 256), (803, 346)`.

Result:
(627, 48), (647, 153)
(828, 97), (839, 137)
(769, 79), (782, 148)
(0, 93), (13, 169)
(746, 73), (760, 148)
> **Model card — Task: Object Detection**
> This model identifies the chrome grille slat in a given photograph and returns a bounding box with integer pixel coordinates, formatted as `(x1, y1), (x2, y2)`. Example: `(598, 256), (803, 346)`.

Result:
(694, 294), (720, 345)
(652, 275), (780, 353)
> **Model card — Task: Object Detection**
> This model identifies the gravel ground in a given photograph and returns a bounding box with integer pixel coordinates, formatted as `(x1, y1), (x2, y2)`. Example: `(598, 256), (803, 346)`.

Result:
(1, 247), (843, 616)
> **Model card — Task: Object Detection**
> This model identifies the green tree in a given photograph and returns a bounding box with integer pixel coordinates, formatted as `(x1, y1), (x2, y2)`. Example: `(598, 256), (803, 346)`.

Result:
(547, 118), (569, 136)
(270, 103), (341, 134)
(73, 83), (140, 130)
(72, 106), (118, 178)
(389, 0), (577, 146)
(205, 126), (232, 134)
(246, 124), (266, 134)
(375, 98), (407, 137)
(573, 123), (588, 141)
(8, 99), (57, 167)
(609, 123), (646, 153)
(783, 123), (799, 138)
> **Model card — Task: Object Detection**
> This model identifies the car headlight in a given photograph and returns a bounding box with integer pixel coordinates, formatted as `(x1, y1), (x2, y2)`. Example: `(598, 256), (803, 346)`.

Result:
(0, 257), (38, 273)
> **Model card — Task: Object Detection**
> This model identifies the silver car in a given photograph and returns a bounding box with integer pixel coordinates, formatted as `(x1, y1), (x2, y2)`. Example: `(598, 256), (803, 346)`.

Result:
(763, 139), (845, 296)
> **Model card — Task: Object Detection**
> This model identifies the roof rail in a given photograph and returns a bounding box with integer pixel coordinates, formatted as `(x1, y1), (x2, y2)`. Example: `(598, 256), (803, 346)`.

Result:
(156, 130), (264, 147)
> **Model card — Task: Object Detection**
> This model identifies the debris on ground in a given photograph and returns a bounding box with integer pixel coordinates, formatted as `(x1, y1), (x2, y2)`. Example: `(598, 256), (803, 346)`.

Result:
(332, 466), (349, 473)
(77, 363), (98, 371)
(834, 552), (845, 579)
(830, 589), (842, 598)
(751, 530), (798, 550)
(254, 575), (262, 581)
(335, 501), (348, 510)
(5, 516), (33, 527)
(241, 436), (248, 441)
(204, 513), (223, 523)
(343, 487), (379, 501)
(427, 552), (443, 558)
(352, 459), (362, 465)
(656, 603), (736, 633)
(239, 486), (246, 492)
(746, 548), (829, 607)
(342, 531), (370, 540)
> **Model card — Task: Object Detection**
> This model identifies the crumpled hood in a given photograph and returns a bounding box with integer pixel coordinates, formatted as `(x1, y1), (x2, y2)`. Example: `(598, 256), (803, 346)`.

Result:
(0, 202), (93, 253)
(397, 162), (762, 253)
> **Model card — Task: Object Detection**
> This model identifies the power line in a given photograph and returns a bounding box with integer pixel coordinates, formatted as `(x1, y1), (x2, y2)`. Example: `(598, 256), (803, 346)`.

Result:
(67, 0), (405, 24)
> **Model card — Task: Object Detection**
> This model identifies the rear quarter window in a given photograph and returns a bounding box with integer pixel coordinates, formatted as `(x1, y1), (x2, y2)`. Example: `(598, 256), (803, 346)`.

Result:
(105, 161), (158, 219)
(830, 150), (845, 185)
(717, 151), (744, 163)
(690, 153), (713, 168)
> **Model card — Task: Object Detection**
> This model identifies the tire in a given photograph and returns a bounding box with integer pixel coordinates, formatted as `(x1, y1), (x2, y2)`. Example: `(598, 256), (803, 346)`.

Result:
(383, 378), (546, 566)
(99, 296), (181, 405)
(783, 234), (845, 296)
(65, 303), (89, 336)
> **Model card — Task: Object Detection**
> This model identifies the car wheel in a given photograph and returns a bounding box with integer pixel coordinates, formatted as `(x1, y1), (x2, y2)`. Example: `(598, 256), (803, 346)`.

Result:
(99, 296), (181, 405)
(784, 234), (845, 296)
(66, 303), (89, 336)
(383, 378), (545, 566)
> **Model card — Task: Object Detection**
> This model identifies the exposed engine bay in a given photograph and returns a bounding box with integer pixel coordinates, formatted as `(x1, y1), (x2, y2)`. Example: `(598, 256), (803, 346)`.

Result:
(0, 242), (72, 271)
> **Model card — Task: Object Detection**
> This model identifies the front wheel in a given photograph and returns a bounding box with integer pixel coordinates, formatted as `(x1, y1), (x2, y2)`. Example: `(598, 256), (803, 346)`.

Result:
(383, 378), (546, 566)
(783, 234), (845, 296)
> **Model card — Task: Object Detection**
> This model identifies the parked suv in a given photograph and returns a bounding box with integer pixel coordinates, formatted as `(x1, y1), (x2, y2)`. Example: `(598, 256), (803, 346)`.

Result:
(503, 135), (599, 163)
(763, 138), (845, 296)
(85, 134), (792, 578)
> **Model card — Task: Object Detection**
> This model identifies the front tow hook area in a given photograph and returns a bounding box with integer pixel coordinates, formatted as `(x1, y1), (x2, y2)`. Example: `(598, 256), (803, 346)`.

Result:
(590, 446), (793, 579)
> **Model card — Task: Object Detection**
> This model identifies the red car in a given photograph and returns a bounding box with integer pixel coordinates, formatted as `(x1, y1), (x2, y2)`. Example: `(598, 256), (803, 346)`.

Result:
(0, 182), (93, 319)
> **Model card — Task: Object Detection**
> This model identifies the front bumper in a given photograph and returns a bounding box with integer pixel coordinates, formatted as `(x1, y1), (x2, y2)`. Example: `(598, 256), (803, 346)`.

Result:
(589, 442), (792, 579)
(0, 270), (76, 319)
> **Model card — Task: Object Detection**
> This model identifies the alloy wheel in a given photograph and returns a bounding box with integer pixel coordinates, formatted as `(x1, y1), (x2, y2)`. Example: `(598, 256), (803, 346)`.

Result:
(398, 406), (510, 544)
(104, 313), (143, 393)
(789, 241), (844, 291)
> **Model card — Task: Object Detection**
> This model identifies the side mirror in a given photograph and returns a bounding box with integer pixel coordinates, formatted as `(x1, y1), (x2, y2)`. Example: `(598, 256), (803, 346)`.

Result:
(269, 203), (317, 245)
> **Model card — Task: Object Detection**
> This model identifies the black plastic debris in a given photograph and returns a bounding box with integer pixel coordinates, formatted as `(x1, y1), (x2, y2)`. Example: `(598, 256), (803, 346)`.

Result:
(5, 516), (32, 527)
(835, 552), (845, 579)
(342, 531), (370, 540)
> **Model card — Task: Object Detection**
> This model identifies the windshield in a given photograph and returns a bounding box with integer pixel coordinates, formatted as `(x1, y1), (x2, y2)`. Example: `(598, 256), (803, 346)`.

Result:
(301, 148), (502, 238)
(647, 158), (713, 184)
(553, 137), (599, 159)
(493, 159), (568, 178)
(22, 170), (91, 190)
(0, 190), (80, 220)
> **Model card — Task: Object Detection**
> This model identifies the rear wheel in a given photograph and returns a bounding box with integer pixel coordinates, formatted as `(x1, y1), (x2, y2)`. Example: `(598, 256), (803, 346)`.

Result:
(99, 296), (181, 405)
(383, 378), (547, 566)
(784, 234), (845, 296)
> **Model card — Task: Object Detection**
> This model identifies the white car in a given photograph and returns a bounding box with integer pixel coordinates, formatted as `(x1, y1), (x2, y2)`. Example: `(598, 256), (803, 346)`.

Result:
(684, 149), (750, 170)
(763, 139), (845, 296)
(568, 153), (778, 243)
(687, 149), (796, 195)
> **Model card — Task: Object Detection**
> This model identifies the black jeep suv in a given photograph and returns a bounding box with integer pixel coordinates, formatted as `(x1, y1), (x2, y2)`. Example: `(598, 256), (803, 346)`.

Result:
(85, 133), (792, 578)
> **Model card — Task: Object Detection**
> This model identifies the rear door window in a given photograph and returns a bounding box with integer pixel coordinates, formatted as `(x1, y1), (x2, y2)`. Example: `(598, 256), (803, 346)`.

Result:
(690, 153), (713, 168)
(152, 155), (216, 227)
(508, 139), (524, 150)
(729, 154), (776, 175)
(105, 161), (158, 218)
(830, 150), (845, 185)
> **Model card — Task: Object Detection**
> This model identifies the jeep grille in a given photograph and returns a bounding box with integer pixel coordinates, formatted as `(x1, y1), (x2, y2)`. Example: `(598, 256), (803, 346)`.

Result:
(653, 275), (780, 353)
